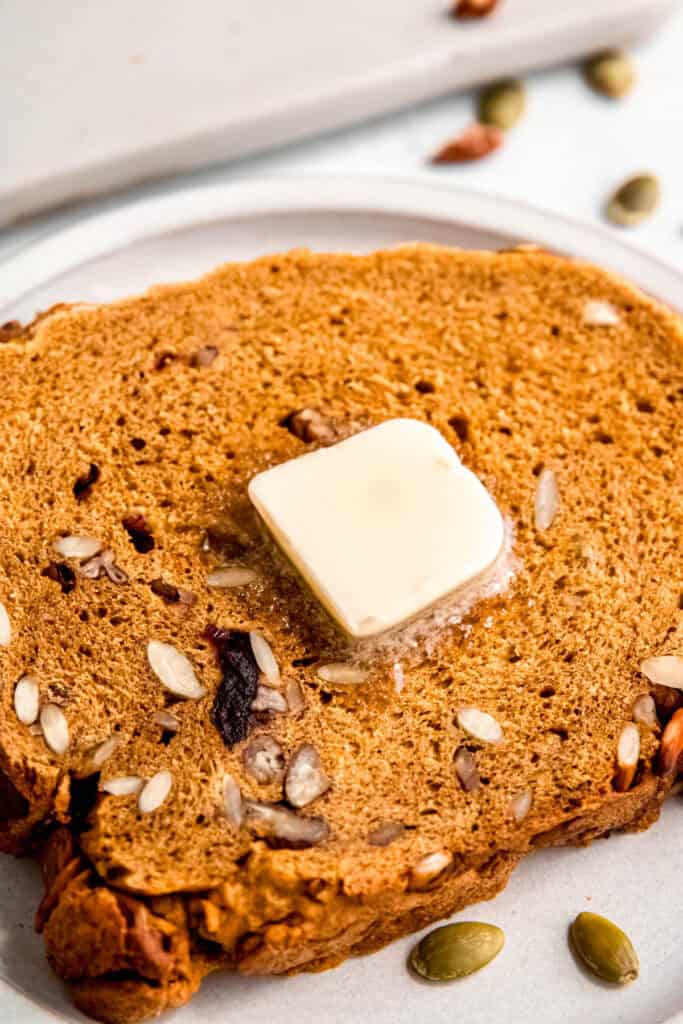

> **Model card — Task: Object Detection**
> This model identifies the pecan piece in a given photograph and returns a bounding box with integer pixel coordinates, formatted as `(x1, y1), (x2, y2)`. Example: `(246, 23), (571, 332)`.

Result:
(659, 708), (683, 776)
(432, 123), (503, 164)
(452, 0), (499, 18)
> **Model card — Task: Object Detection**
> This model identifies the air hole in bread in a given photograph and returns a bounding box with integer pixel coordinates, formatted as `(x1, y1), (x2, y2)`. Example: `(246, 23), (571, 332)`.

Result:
(415, 380), (436, 395)
(539, 686), (555, 698)
(448, 415), (470, 443)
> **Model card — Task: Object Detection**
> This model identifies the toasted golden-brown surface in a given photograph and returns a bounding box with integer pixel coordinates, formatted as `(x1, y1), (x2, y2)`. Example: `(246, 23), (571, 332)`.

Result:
(0, 245), (681, 1022)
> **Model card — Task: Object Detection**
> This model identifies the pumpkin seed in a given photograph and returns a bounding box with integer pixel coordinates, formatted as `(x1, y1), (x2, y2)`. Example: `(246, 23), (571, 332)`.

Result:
(584, 50), (635, 98)
(479, 79), (526, 130)
(570, 912), (639, 984)
(607, 174), (660, 227)
(409, 922), (504, 981)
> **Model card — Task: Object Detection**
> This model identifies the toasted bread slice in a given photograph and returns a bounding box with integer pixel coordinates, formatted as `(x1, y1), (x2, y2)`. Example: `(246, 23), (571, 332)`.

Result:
(0, 245), (681, 1023)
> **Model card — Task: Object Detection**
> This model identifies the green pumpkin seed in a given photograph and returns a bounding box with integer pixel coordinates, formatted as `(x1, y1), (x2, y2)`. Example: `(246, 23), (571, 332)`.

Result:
(585, 50), (635, 98)
(479, 79), (526, 131)
(570, 912), (639, 984)
(409, 921), (504, 981)
(607, 174), (660, 227)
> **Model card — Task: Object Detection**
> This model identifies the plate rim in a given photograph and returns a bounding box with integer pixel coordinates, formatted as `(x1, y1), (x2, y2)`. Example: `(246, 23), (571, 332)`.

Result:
(1, 175), (682, 316)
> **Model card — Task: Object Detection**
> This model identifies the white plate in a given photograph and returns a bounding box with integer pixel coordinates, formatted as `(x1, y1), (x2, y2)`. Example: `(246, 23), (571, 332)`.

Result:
(1, 177), (682, 1024)
(1, 0), (674, 224)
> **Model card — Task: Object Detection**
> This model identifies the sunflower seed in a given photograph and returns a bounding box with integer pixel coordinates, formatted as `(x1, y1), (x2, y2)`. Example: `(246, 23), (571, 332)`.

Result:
(607, 173), (660, 227)
(454, 747), (480, 792)
(570, 912), (639, 984)
(14, 676), (39, 725)
(410, 921), (505, 981)
(222, 772), (242, 826)
(632, 694), (657, 728)
(40, 704), (69, 755)
(457, 707), (503, 744)
(139, 770), (173, 813)
(285, 678), (306, 714)
(285, 743), (331, 808)
(147, 640), (205, 699)
(100, 775), (144, 795)
(534, 468), (558, 531)
(251, 685), (288, 713)
(583, 300), (620, 326)
(53, 535), (102, 560)
(153, 710), (180, 732)
(207, 567), (258, 588)
(614, 723), (640, 791)
(91, 736), (118, 768)
(640, 655), (683, 690)
(368, 821), (405, 847)
(317, 663), (368, 685)
(243, 800), (329, 847)
(249, 632), (280, 684)
(408, 851), (452, 890)
(508, 788), (532, 821)
(0, 600), (10, 646)
(244, 734), (286, 784)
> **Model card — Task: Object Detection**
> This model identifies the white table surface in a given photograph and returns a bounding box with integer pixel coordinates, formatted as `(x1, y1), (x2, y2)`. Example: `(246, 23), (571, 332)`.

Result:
(1, 3), (681, 274)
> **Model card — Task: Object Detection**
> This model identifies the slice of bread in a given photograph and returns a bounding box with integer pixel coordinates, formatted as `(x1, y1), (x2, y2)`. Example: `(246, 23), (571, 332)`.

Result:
(1, 245), (681, 1023)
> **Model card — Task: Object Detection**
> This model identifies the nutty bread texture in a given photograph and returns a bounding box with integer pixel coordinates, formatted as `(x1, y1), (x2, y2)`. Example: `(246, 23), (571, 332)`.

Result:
(0, 245), (681, 1022)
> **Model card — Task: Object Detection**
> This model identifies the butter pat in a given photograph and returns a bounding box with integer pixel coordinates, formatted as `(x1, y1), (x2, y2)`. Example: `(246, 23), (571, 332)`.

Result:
(249, 419), (504, 638)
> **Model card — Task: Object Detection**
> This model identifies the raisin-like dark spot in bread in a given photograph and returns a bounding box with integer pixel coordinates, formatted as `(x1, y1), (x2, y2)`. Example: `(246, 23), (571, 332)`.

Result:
(205, 625), (260, 747)
(42, 562), (77, 594)
(149, 578), (180, 603)
(73, 463), (100, 500)
(122, 515), (155, 554)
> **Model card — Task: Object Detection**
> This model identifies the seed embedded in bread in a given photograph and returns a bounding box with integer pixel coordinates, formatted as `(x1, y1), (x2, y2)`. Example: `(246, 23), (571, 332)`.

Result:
(583, 300), (620, 326)
(207, 567), (258, 588)
(368, 821), (405, 846)
(147, 640), (205, 699)
(222, 773), (242, 826)
(409, 851), (452, 890)
(91, 737), (118, 769)
(139, 771), (173, 814)
(40, 704), (70, 755)
(100, 776), (144, 795)
(153, 710), (180, 732)
(454, 747), (480, 791)
(0, 600), (9, 646)
(632, 694), (657, 728)
(244, 734), (286, 784)
(457, 707), (504, 744)
(249, 632), (280, 684)
(252, 686), (287, 713)
(285, 678), (306, 714)
(14, 676), (39, 725)
(53, 535), (102, 560)
(285, 744), (331, 808)
(508, 789), (532, 821)
(640, 655), (683, 690)
(534, 468), (558, 531)
(243, 800), (329, 847)
(317, 663), (368, 685)
(79, 549), (128, 584)
(614, 723), (640, 791)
